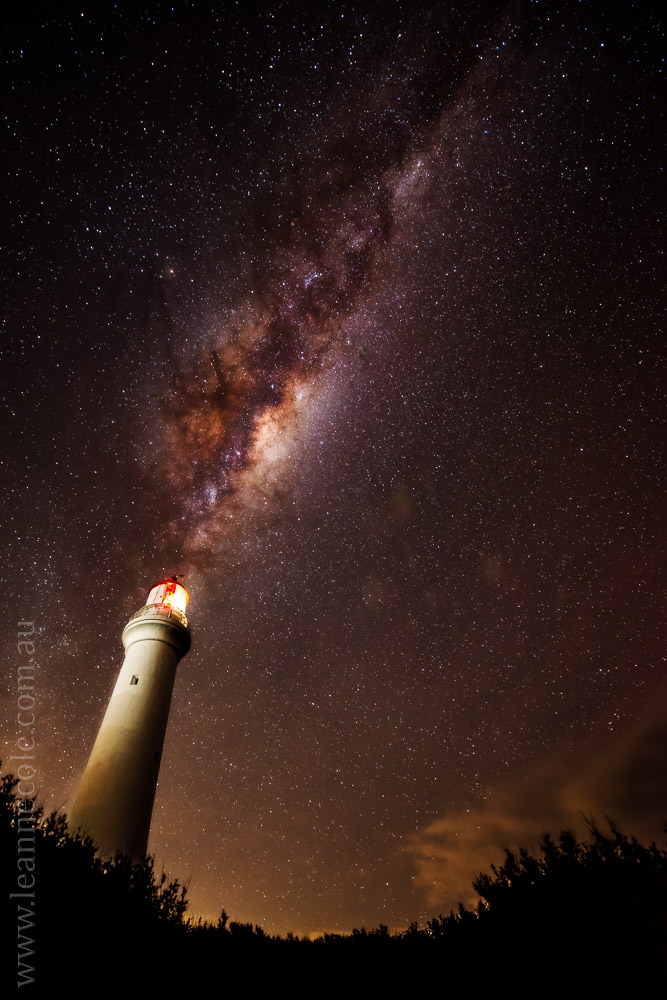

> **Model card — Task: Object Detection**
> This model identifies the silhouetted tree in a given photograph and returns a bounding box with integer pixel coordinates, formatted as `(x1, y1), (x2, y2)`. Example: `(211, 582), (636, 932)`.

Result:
(2, 765), (665, 993)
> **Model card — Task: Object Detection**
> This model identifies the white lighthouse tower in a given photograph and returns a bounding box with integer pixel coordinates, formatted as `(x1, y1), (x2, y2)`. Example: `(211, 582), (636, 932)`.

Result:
(68, 577), (191, 860)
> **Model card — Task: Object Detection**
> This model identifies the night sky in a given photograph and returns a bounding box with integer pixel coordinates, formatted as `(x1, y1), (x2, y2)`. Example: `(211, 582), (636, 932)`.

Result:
(3, 2), (664, 936)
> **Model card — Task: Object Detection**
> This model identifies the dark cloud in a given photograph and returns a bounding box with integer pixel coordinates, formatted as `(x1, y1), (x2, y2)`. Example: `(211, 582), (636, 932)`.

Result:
(408, 687), (667, 911)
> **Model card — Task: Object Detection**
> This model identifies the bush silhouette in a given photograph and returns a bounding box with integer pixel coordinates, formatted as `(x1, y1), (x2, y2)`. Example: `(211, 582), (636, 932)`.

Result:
(2, 765), (665, 992)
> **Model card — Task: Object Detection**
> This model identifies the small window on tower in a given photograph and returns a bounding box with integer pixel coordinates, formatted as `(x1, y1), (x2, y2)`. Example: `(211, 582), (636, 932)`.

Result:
(130, 675), (139, 686)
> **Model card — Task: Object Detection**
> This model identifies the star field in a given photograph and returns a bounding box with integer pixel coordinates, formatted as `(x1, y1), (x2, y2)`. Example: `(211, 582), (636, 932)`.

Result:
(2, 2), (664, 935)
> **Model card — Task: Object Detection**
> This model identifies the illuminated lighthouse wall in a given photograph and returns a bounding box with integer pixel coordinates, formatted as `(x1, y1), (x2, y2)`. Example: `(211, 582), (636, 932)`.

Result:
(68, 578), (191, 860)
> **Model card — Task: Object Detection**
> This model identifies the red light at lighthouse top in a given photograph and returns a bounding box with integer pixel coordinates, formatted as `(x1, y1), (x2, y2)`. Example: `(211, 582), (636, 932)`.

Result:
(147, 577), (189, 616)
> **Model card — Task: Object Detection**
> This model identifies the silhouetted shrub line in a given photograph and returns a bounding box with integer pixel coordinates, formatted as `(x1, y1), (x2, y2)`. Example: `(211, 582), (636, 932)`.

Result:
(1, 766), (665, 991)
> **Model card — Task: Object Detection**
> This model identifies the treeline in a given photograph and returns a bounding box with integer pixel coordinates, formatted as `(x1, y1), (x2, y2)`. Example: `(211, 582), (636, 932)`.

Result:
(2, 769), (665, 993)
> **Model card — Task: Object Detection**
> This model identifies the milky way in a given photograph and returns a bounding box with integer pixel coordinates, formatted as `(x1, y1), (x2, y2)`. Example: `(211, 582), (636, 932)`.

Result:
(159, 128), (396, 554)
(153, 7), (511, 565)
(3, 2), (664, 935)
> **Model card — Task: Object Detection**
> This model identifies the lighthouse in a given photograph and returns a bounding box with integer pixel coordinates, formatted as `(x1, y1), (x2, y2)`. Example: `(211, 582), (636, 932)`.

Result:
(68, 577), (191, 860)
